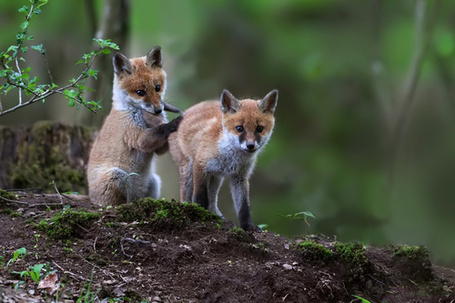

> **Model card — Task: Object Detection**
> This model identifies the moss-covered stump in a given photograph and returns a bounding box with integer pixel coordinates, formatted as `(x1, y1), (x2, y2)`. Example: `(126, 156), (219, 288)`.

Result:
(0, 121), (95, 193)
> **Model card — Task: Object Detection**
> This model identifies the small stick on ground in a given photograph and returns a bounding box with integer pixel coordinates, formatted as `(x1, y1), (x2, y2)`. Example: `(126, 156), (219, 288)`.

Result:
(53, 261), (86, 282)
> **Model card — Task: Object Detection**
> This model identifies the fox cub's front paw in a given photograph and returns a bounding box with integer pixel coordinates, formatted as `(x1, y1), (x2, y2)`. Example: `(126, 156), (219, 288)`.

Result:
(168, 115), (183, 133)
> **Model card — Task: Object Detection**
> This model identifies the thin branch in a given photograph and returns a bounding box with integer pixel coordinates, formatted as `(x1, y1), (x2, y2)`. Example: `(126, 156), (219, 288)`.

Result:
(0, 196), (29, 205)
(15, 58), (23, 105)
(52, 262), (87, 282)
(43, 51), (54, 84)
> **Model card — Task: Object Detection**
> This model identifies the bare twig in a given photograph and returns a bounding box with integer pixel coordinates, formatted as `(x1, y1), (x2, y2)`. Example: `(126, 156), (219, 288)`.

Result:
(76, 253), (119, 281)
(52, 261), (87, 282)
(51, 182), (64, 205)
(15, 58), (23, 105)
(0, 196), (29, 205)
(93, 236), (98, 253)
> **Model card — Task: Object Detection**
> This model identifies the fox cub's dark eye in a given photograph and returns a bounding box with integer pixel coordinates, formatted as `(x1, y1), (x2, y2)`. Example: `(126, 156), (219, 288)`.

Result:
(155, 85), (161, 92)
(236, 126), (244, 133)
(256, 126), (264, 133)
(136, 90), (146, 96)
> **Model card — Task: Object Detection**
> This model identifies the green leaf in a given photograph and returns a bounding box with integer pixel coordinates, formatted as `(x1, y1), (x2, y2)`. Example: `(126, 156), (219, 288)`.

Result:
(18, 6), (29, 14)
(68, 99), (75, 107)
(297, 211), (316, 219)
(31, 44), (44, 54)
(352, 295), (372, 303)
(20, 21), (29, 31)
(30, 264), (44, 283)
(88, 69), (98, 79)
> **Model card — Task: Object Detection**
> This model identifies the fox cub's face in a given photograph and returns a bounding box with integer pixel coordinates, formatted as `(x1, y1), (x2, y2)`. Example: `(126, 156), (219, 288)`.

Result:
(221, 90), (278, 154)
(113, 47), (166, 114)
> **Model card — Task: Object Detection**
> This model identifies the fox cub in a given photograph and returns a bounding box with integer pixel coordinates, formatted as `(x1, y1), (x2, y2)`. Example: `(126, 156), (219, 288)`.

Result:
(169, 89), (278, 231)
(87, 47), (182, 206)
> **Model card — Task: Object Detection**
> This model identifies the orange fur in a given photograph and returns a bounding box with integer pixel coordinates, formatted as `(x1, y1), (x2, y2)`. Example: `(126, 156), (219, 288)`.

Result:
(169, 90), (278, 230)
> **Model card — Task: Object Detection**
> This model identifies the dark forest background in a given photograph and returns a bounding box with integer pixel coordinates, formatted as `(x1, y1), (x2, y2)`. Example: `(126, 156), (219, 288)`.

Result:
(2, 0), (455, 266)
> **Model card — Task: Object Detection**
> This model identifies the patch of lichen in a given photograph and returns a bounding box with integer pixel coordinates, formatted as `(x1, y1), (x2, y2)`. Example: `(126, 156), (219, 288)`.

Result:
(9, 121), (89, 194)
(334, 242), (368, 268)
(389, 245), (430, 260)
(37, 209), (100, 240)
(116, 198), (222, 229)
(298, 240), (334, 262)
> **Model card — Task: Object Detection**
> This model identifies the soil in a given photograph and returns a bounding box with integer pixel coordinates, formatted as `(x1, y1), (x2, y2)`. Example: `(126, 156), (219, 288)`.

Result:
(1, 192), (455, 303)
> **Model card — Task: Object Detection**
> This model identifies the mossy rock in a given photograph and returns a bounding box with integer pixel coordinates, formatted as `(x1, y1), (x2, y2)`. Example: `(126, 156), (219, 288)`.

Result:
(37, 209), (100, 241)
(116, 198), (222, 230)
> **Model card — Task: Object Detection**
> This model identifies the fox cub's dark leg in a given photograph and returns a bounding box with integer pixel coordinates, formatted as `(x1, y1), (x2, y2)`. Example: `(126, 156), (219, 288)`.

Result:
(230, 175), (261, 232)
(148, 115), (183, 152)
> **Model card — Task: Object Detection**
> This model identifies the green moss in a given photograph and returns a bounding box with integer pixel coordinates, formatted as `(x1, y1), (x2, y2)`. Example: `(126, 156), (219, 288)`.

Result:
(9, 121), (89, 194)
(334, 242), (368, 268)
(0, 189), (16, 201)
(298, 240), (334, 262)
(1, 208), (21, 217)
(116, 198), (222, 229)
(390, 245), (430, 260)
(38, 209), (100, 240)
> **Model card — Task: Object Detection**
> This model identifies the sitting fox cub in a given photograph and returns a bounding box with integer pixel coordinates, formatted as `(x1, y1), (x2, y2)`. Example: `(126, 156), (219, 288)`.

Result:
(87, 47), (182, 206)
(169, 90), (278, 231)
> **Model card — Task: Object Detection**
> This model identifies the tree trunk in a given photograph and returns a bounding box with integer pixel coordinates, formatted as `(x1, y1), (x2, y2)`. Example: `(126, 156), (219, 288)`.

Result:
(0, 121), (95, 194)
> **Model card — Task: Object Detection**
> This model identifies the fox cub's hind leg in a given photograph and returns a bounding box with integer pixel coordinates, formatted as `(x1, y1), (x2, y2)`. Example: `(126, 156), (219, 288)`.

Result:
(94, 167), (131, 206)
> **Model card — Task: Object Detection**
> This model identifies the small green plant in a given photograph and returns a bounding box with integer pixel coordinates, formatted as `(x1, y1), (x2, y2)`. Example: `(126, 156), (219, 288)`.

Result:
(279, 211), (316, 234)
(76, 268), (99, 303)
(12, 263), (45, 290)
(0, 189), (17, 201)
(6, 247), (27, 268)
(352, 295), (373, 303)
(33, 233), (40, 249)
(0, 0), (119, 116)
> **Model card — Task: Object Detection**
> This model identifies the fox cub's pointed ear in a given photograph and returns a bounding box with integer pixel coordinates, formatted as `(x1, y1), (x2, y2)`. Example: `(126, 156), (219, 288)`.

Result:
(113, 52), (133, 75)
(220, 90), (241, 114)
(258, 90), (278, 114)
(146, 46), (163, 69)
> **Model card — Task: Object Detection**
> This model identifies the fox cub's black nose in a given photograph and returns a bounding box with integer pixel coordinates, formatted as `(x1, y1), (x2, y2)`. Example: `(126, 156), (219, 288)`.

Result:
(246, 143), (255, 150)
(154, 108), (163, 114)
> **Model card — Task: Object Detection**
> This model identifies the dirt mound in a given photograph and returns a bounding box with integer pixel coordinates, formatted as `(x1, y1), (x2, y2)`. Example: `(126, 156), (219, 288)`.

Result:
(0, 191), (455, 302)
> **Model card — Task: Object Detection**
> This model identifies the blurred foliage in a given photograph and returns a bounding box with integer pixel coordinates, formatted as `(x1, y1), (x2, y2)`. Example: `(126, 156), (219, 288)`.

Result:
(1, 0), (455, 266)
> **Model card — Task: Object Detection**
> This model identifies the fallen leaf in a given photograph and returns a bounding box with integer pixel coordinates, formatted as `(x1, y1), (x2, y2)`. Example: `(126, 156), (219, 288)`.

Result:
(38, 273), (58, 295)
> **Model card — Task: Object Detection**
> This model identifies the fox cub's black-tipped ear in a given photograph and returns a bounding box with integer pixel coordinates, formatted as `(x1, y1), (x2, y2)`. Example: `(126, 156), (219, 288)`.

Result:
(220, 89), (241, 114)
(258, 90), (278, 114)
(113, 52), (134, 75)
(146, 46), (163, 69)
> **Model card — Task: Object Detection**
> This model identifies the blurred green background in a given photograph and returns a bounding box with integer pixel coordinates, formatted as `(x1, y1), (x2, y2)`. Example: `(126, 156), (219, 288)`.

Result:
(2, 0), (455, 266)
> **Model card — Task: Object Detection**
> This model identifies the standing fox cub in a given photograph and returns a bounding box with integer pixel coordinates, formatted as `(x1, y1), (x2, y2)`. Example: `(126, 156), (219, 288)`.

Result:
(169, 90), (278, 231)
(87, 47), (182, 206)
